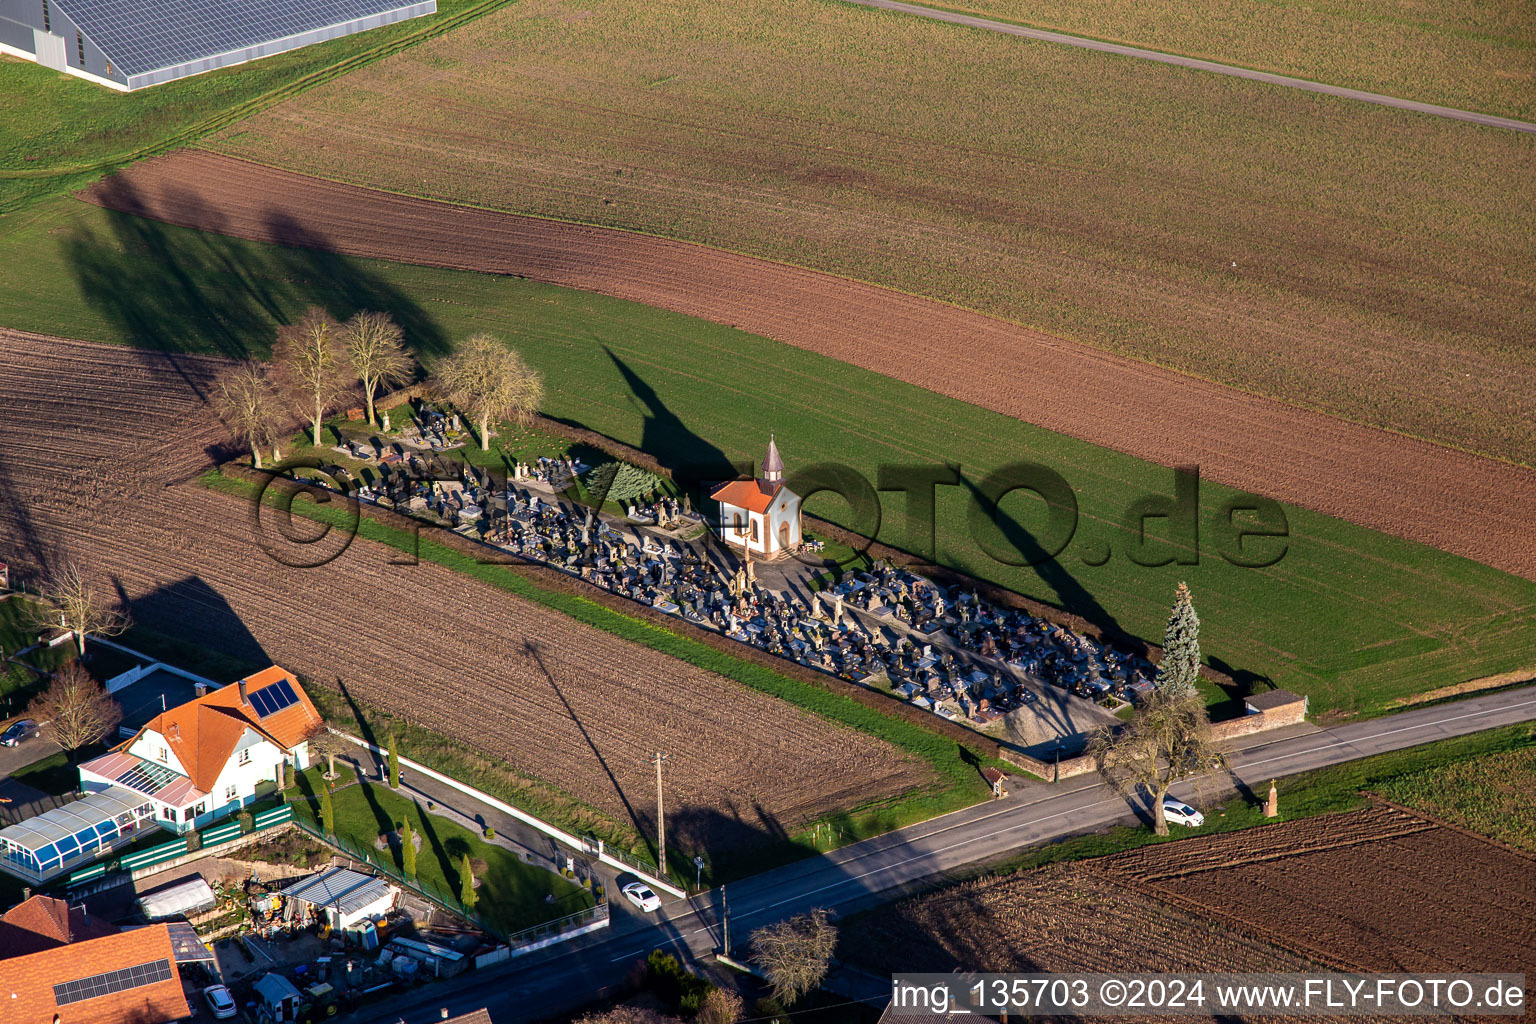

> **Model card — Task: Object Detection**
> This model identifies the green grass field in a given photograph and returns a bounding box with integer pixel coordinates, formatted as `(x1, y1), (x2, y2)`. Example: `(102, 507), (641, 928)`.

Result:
(888, 0), (1536, 119)
(1380, 743), (1536, 850)
(0, 0), (506, 212)
(207, 0), (1536, 465)
(287, 766), (594, 933)
(3, 197), (1534, 718)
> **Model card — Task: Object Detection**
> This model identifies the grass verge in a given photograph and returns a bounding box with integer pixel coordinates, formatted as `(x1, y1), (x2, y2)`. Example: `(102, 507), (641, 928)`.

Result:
(989, 720), (1536, 875)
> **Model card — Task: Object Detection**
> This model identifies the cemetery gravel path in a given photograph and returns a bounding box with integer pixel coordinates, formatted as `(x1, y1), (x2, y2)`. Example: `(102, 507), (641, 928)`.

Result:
(0, 328), (932, 852)
(79, 152), (1536, 580)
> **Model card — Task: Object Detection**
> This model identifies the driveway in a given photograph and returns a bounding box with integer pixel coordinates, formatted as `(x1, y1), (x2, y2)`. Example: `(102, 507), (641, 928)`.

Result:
(0, 719), (63, 779)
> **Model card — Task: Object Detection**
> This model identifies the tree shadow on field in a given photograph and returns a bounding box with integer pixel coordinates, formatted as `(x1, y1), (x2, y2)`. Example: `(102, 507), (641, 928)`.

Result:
(543, 348), (745, 507)
(126, 574), (271, 670)
(521, 638), (652, 861)
(958, 474), (1127, 646)
(261, 211), (449, 360)
(65, 174), (449, 361)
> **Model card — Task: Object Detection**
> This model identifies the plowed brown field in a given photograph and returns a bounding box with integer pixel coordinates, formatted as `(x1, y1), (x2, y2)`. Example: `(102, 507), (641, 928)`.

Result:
(0, 329), (930, 853)
(78, 152), (1536, 580)
(1095, 804), (1536, 974)
(849, 804), (1536, 1004)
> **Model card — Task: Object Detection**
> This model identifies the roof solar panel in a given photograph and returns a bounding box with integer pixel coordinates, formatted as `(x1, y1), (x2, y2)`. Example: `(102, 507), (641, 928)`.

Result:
(251, 679), (299, 718)
(49, 0), (429, 77)
(54, 959), (172, 1005)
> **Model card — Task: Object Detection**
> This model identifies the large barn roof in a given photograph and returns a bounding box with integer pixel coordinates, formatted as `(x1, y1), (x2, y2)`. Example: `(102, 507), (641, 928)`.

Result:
(50, 0), (426, 77)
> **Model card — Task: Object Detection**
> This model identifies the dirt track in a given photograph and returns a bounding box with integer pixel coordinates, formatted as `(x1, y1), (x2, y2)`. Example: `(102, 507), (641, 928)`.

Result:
(79, 152), (1536, 579)
(0, 328), (929, 853)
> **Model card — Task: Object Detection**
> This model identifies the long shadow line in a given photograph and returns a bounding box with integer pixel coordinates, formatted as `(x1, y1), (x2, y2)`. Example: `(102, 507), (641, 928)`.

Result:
(522, 638), (654, 864)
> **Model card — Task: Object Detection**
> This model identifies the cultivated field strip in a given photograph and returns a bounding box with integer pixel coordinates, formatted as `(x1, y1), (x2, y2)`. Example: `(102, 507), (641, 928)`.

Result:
(0, 329), (932, 851)
(1103, 807), (1536, 975)
(80, 153), (1536, 579)
(200, 0), (1536, 470)
(845, 865), (1334, 984)
(1090, 804), (1436, 881)
(849, 804), (1536, 994)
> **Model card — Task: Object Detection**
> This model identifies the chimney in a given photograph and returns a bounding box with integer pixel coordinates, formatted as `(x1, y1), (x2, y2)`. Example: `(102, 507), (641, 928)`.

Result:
(22, 887), (31, 900)
(238, 679), (249, 704)
(194, 682), (208, 698)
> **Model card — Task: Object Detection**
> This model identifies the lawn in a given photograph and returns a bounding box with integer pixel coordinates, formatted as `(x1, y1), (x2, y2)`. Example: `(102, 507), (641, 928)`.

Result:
(205, 0), (1536, 465)
(2, 197), (1534, 718)
(287, 766), (595, 935)
(0, 0), (509, 212)
(1379, 743), (1536, 851)
(0, 595), (73, 707)
(886, 0), (1536, 119)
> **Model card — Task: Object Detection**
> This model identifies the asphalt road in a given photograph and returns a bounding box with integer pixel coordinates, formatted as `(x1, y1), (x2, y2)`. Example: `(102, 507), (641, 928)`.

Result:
(842, 0), (1536, 135)
(358, 686), (1536, 1022)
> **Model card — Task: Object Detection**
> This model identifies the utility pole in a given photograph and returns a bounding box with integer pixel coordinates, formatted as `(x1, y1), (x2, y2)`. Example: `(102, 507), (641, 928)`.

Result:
(720, 883), (729, 955)
(652, 751), (668, 879)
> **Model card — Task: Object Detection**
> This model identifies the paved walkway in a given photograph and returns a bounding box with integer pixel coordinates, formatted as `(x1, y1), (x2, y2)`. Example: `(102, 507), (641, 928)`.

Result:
(844, 0), (1536, 134)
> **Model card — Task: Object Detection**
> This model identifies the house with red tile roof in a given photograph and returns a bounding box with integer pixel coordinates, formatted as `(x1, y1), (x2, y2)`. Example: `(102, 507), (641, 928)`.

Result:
(710, 436), (802, 560)
(0, 896), (190, 1024)
(0, 894), (116, 959)
(78, 665), (322, 836)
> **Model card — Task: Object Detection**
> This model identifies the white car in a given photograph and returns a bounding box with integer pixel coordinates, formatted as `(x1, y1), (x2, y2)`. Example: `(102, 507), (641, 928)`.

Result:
(203, 984), (238, 1020)
(622, 881), (662, 913)
(1162, 798), (1205, 828)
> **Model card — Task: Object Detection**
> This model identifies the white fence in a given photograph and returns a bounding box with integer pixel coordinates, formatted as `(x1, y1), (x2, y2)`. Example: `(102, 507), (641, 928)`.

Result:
(327, 728), (687, 898)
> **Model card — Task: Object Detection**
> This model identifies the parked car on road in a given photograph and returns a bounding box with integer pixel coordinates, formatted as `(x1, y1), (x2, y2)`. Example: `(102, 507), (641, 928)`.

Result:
(622, 881), (661, 913)
(203, 984), (238, 1020)
(0, 719), (38, 747)
(1162, 798), (1204, 828)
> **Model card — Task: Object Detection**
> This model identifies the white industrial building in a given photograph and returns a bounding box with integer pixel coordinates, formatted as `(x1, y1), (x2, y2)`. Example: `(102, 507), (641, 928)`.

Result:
(0, 0), (436, 90)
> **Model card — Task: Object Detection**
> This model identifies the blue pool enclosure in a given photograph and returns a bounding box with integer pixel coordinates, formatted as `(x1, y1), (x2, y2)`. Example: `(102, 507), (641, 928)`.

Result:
(0, 0), (436, 90)
(0, 787), (157, 884)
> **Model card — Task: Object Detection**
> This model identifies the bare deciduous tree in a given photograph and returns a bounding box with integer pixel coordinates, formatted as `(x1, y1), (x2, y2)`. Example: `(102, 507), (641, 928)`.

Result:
(749, 908), (838, 1005)
(274, 307), (354, 447)
(31, 661), (122, 754)
(343, 311), (414, 426)
(697, 988), (744, 1024)
(575, 1009), (682, 1024)
(1089, 684), (1226, 836)
(212, 361), (283, 469)
(27, 562), (128, 656)
(432, 334), (544, 450)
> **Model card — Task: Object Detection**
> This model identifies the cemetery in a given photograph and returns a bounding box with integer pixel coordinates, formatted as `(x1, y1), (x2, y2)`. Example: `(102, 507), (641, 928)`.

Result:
(295, 407), (1156, 758)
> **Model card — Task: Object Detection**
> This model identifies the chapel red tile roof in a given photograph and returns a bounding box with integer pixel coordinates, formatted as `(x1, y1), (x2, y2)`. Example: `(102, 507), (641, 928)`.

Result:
(710, 479), (781, 515)
(0, 921), (189, 1024)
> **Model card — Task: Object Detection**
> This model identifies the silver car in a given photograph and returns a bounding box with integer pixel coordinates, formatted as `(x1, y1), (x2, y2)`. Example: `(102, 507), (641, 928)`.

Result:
(0, 719), (38, 747)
